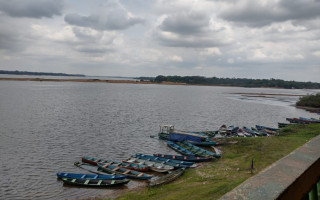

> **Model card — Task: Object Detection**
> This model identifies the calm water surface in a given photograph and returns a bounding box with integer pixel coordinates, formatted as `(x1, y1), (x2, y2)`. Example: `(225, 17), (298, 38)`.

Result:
(0, 81), (319, 200)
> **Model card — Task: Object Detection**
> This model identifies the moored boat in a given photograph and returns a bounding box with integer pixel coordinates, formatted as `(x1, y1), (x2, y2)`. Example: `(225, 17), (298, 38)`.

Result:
(256, 125), (280, 132)
(167, 141), (195, 156)
(187, 140), (217, 146)
(236, 129), (246, 137)
(56, 172), (126, 180)
(61, 177), (129, 187)
(135, 153), (195, 167)
(160, 133), (216, 146)
(299, 117), (320, 122)
(243, 127), (259, 136)
(123, 157), (174, 173)
(133, 153), (193, 168)
(196, 130), (218, 138)
(149, 168), (185, 187)
(97, 163), (152, 180)
(251, 127), (268, 136)
(278, 122), (296, 128)
(176, 142), (221, 158)
(82, 156), (149, 172)
(153, 153), (212, 162)
(74, 161), (116, 175)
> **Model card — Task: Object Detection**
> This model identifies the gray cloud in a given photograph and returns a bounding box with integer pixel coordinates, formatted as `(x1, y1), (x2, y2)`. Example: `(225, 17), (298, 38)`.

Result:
(64, 1), (144, 30)
(160, 12), (210, 35)
(0, 0), (63, 18)
(75, 46), (113, 54)
(220, 0), (320, 27)
(154, 11), (231, 48)
(0, 16), (31, 52)
(71, 27), (117, 55)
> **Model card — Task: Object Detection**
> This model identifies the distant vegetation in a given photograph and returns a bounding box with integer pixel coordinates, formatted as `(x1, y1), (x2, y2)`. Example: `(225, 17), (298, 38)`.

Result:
(0, 70), (85, 77)
(296, 93), (320, 108)
(153, 75), (320, 89)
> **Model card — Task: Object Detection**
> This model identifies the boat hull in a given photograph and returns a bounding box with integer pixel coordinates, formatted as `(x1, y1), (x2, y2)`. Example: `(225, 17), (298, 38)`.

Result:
(61, 177), (129, 187)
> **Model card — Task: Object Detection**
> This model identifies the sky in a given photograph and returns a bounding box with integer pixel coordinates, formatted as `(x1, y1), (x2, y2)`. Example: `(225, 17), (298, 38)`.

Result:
(0, 0), (320, 82)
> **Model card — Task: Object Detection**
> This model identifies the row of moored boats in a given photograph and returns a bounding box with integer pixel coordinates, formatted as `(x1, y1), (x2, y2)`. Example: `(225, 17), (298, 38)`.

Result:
(57, 117), (319, 188)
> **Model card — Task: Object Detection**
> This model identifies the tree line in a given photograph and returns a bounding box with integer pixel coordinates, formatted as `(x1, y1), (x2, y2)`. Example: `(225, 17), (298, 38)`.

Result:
(0, 70), (85, 77)
(153, 75), (320, 89)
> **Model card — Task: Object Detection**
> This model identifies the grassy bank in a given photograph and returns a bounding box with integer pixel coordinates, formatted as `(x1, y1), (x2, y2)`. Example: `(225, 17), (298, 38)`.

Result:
(111, 124), (320, 200)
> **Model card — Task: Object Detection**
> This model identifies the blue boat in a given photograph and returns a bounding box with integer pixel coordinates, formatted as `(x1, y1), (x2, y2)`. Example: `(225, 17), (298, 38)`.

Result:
(177, 142), (221, 158)
(153, 153), (212, 162)
(251, 127), (268, 136)
(256, 125), (280, 132)
(97, 163), (153, 180)
(60, 177), (129, 187)
(160, 132), (216, 146)
(299, 117), (320, 122)
(187, 140), (217, 146)
(135, 153), (195, 166)
(243, 127), (263, 136)
(56, 172), (126, 180)
(82, 156), (150, 172)
(167, 141), (195, 156)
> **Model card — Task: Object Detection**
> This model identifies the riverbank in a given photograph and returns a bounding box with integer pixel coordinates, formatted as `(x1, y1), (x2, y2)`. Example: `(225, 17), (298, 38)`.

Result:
(105, 124), (320, 200)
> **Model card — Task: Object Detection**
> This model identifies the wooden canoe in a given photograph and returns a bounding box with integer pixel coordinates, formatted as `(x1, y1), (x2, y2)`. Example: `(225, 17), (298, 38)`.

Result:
(159, 132), (216, 146)
(135, 153), (195, 167)
(176, 142), (221, 158)
(153, 153), (212, 162)
(149, 168), (185, 187)
(74, 161), (117, 175)
(134, 153), (193, 168)
(57, 172), (126, 180)
(255, 125), (280, 132)
(123, 157), (174, 173)
(167, 141), (195, 156)
(97, 163), (153, 180)
(82, 156), (149, 172)
(61, 177), (129, 187)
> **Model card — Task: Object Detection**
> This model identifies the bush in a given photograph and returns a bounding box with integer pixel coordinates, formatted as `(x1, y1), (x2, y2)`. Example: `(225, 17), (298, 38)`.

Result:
(296, 93), (320, 108)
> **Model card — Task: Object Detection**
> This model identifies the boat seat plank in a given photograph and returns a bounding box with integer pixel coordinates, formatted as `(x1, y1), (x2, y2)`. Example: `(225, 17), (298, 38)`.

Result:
(103, 162), (113, 168)
(112, 167), (121, 171)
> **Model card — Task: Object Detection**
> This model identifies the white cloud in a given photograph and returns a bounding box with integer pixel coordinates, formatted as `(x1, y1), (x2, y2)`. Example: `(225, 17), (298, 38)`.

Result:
(64, 0), (144, 31)
(200, 48), (222, 56)
(170, 55), (183, 62)
(313, 51), (320, 56)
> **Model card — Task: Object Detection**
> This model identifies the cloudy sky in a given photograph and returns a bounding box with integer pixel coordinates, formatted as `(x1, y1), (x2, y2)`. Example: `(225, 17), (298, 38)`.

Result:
(0, 0), (320, 82)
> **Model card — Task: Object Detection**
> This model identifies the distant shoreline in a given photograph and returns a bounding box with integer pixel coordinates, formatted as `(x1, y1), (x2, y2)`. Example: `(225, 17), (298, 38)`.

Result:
(0, 70), (85, 77)
(0, 77), (186, 85)
(0, 78), (319, 93)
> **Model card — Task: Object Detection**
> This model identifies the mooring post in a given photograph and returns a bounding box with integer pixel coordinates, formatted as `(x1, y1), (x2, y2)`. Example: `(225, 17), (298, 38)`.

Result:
(251, 158), (254, 174)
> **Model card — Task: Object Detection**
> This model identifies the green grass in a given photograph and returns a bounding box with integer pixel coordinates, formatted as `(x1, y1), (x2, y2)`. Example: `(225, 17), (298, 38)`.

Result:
(110, 124), (320, 200)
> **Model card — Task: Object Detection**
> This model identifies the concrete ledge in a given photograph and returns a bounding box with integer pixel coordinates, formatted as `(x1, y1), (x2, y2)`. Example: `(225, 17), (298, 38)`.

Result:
(219, 135), (320, 200)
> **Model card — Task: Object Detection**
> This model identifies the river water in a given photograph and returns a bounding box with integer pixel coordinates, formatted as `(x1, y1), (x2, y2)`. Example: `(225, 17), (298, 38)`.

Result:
(0, 80), (319, 200)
